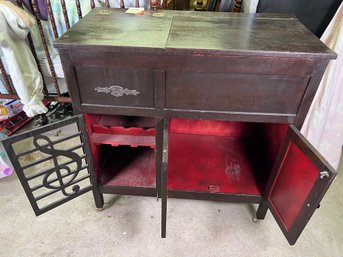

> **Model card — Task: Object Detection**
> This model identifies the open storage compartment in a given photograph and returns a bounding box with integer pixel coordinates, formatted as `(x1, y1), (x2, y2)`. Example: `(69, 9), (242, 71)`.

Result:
(84, 114), (158, 196)
(167, 118), (288, 200)
(163, 118), (336, 245)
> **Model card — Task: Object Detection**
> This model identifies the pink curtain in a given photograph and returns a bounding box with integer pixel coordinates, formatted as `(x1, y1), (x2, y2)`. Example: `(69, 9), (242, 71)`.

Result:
(301, 3), (343, 169)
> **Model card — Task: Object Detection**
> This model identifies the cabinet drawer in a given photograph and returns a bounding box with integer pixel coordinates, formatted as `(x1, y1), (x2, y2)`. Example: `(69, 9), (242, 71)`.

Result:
(166, 72), (310, 115)
(75, 67), (154, 108)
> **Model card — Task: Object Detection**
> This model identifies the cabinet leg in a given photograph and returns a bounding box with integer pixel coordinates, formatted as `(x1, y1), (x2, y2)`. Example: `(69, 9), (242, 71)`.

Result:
(256, 201), (268, 220)
(161, 195), (167, 238)
(92, 186), (104, 210)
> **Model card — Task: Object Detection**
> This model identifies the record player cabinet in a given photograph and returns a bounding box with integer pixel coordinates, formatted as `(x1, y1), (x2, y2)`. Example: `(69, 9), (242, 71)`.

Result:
(3, 9), (337, 245)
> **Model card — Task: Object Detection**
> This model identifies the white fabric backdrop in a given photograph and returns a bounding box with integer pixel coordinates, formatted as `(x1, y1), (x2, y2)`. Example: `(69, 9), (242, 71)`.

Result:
(0, 1), (47, 117)
(301, 2), (343, 169)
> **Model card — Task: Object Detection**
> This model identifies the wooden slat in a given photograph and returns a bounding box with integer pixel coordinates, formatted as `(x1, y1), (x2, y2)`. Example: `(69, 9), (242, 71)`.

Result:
(150, 0), (160, 9)
(232, 0), (241, 12)
(120, 0), (125, 8)
(0, 93), (71, 102)
(46, 0), (59, 38)
(27, 33), (49, 96)
(31, 0), (61, 96)
(60, 0), (70, 30)
(0, 59), (13, 94)
(92, 133), (155, 147)
(75, 0), (82, 20)
(90, 0), (95, 9)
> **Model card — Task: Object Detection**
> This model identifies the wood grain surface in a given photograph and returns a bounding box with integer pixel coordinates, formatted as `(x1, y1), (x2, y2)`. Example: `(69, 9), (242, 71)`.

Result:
(54, 9), (336, 59)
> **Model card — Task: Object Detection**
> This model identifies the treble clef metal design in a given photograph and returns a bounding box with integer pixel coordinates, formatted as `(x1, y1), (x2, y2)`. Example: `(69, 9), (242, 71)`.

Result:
(33, 135), (82, 196)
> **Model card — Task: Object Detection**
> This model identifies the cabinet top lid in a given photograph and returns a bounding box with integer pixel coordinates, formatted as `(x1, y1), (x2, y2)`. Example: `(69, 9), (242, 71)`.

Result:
(54, 8), (336, 59)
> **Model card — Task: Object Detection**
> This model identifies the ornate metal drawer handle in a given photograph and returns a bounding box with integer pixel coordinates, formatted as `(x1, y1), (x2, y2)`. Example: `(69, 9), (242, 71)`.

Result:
(94, 85), (140, 97)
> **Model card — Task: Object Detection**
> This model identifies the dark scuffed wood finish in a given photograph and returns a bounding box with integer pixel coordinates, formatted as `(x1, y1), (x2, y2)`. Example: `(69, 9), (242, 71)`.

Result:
(166, 15), (335, 58)
(54, 9), (335, 123)
(52, 9), (337, 245)
(55, 9), (336, 59)
(54, 9), (173, 50)
(75, 67), (154, 108)
(166, 72), (310, 115)
(58, 49), (83, 114)
(294, 59), (331, 127)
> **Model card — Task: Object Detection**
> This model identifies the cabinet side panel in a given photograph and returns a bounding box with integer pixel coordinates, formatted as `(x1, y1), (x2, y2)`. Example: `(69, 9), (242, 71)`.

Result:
(294, 59), (330, 128)
(58, 49), (83, 114)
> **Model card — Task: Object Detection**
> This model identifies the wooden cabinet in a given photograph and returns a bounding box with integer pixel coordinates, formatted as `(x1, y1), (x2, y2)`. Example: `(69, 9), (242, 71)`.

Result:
(3, 9), (337, 245)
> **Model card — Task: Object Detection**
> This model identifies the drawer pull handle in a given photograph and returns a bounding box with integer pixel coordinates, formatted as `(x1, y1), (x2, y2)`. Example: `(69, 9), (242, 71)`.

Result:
(94, 85), (140, 97)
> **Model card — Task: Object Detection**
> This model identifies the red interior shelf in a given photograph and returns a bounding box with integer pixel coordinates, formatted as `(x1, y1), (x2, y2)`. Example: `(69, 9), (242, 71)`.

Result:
(92, 133), (155, 148)
(86, 114), (157, 148)
(168, 133), (263, 196)
(100, 146), (156, 188)
(92, 115), (156, 136)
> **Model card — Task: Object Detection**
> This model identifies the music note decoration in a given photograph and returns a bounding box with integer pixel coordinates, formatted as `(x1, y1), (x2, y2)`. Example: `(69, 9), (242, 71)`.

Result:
(33, 134), (83, 197)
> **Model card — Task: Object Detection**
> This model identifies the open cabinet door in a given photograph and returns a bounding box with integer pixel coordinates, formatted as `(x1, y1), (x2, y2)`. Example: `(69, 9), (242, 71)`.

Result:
(2, 115), (103, 216)
(267, 125), (337, 245)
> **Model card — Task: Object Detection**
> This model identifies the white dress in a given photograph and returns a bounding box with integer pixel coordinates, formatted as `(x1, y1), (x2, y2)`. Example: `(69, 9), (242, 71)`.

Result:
(0, 1), (47, 117)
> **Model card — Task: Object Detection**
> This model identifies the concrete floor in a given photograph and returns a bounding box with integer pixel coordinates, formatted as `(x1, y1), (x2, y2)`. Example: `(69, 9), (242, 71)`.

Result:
(0, 122), (342, 257)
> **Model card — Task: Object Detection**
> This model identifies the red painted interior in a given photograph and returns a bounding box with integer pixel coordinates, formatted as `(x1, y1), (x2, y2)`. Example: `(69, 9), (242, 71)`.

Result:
(167, 118), (274, 195)
(92, 133), (155, 148)
(256, 123), (288, 188)
(84, 115), (288, 197)
(168, 133), (264, 195)
(93, 125), (155, 136)
(84, 113), (102, 181)
(94, 115), (156, 134)
(170, 118), (256, 137)
(84, 113), (156, 182)
(269, 142), (319, 230)
(100, 145), (155, 188)
(260, 123), (288, 167)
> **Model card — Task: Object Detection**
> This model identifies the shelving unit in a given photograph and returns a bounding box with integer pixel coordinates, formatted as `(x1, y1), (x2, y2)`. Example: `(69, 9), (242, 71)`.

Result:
(84, 114), (158, 196)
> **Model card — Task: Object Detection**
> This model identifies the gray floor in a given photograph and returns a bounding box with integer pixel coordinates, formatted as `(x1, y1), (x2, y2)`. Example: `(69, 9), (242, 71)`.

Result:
(0, 123), (342, 257)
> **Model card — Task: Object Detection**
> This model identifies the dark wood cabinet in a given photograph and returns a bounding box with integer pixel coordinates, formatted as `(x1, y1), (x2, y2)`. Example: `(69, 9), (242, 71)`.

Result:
(3, 9), (337, 245)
